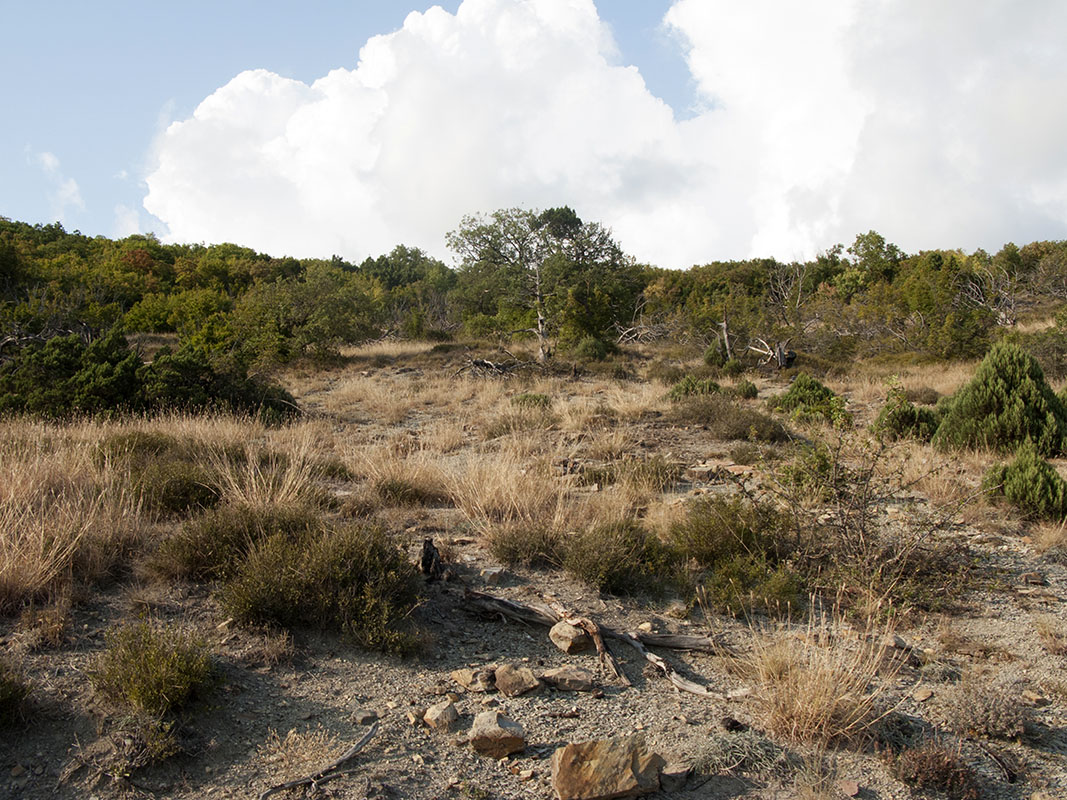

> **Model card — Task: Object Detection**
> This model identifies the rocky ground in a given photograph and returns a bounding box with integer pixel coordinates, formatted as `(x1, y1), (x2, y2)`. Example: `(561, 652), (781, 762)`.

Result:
(3, 352), (1067, 800)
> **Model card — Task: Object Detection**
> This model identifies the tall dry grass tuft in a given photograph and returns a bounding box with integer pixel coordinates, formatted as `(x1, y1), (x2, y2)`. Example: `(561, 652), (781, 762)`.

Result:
(0, 424), (147, 613)
(347, 443), (450, 507)
(734, 609), (900, 745)
(211, 431), (321, 508)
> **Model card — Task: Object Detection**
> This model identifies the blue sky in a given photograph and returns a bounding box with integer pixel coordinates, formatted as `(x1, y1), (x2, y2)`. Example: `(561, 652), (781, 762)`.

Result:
(3, 1), (1067, 268)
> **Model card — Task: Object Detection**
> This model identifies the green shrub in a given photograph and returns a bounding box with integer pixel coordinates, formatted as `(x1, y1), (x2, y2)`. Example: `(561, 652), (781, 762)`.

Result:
(564, 522), (678, 596)
(573, 337), (609, 361)
(703, 344), (725, 369)
(0, 656), (31, 728)
(905, 386), (941, 406)
(486, 524), (565, 568)
(511, 392), (551, 409)
(668, 495), (787, 567)
(697, 553), (804, 617)
(770, 373), (851, 427)
(734, 378), (758, 399)
(668, 375), (721, 401)
(722, 358), (745, 378)
(873, 386), (940, 442)
(670, 393), (790, 443)
(154, 504), (322, 581)
(220, 524), (420, 654)
(983, 441), (1067, 520)
(92, 622), (214, 717)
(933, 341), (1067, 455)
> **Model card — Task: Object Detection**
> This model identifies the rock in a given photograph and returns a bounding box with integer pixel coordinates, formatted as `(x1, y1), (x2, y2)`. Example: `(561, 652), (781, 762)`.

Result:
(481, 567), (506, 585)
(542, 666), (595, 692)
(469, 711), (526, 758)
(912, 688), (933, 702)
(660, 762), (690, 792)
(637, 621), (653, 633)
(495, 664), (541, 697)
(838, 779), (860, 797)
(551, 735), (665, 800)
(424, 700), (460, 731)
(353, 708), (379, 725)
(550, 622), (592, 654)
(406, 708), (427, 726)
(452, 668), (495, 693)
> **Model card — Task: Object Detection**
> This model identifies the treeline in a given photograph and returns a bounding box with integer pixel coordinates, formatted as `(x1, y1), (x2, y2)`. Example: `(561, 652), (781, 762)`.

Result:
(3, 209), (1067, 413)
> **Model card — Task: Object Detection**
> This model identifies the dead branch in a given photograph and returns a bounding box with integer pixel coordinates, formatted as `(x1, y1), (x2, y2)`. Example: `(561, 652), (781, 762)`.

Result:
(258, 721), (379, 800)
(463, 590), (725, 696)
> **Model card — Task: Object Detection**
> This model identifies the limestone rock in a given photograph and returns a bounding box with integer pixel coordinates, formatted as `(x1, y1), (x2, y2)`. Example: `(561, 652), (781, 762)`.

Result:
(549, 622), (591, 654)
(469, 711), (526, 758)
(451, 667), (495, 693)
(353, 708), (379, 725)
(542, 666), (595, 692)
(495, 664), (541, 697)
(424, 699), (460, 731)
(551, 735), (664, 800)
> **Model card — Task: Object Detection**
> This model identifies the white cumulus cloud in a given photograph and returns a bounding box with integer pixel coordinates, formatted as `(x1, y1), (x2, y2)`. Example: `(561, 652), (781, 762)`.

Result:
(144, 0), (1067, 267)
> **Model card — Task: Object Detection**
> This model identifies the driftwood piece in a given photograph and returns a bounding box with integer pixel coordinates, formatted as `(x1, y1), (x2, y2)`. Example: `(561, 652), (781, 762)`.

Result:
(258, 721), (379, 800)
(464, 590), (722, 696)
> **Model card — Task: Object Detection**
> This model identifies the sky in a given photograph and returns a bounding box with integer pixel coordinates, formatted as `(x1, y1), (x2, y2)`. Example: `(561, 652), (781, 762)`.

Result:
(3, 0), (1067, 269)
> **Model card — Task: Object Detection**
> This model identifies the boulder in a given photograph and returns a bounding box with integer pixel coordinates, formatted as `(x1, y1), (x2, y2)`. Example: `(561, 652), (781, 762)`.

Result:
(549, 621), (592, 654)
(550, 735), (664, 800)
(495, 664), (541, 697)
(469, 711), (526, 758)
(542, 666), (595, 692)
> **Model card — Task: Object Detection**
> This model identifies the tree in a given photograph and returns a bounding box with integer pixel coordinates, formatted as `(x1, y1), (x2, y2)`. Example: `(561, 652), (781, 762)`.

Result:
(448, 207), (637, 361)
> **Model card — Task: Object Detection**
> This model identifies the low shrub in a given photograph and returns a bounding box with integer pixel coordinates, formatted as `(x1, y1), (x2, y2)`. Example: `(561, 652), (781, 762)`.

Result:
(983, 441), (1067, 520)
(220, 524), (421, 654)
(573, 337), (609, 361)
(703, 344), (725, 369)
(722, 358), (745, 378)
(511, 392), (551, 409)
(933, 340), (1067, 455)
(670, 393), (790, 443)
(137, 460), (221, 516)
(942, 675), (1032, 739)
(734, 378), (758, 399)
(888, 738), (982, 800)
(668, 375), (720, 401)
(873, 386), (940, 442)
(905, 386), (941, 405)
(373, 476), (450, 507)
(92, 621), (214, 717)
(0, 656), (31, 727)
(154, 503), (322, 581)
(668, 495), (787, 567)
(693, 729), (791, 776)
(770, 373), (851, 427)
(697, 553), (804, 617)
(486, 524), (565, 568)
(563, 522), (678, 596)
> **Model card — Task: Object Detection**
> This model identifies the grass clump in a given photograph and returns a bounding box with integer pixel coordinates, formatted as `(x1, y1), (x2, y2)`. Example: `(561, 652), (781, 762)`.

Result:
(220, 524), (421, 654)
(670, 393), (789, 442)
(0, 656), (32, 727)
(92, 621), (214, 717)
(873, 385), (940, 442)
(563, 521), (678, 596)
(137, 460), (221, 516)
(888, 738), (982, 800)
(668, 374), (720, 401)
(983, 440), (1067, 520)
(734, 377), (758, 399)
(770, 373), (851, 427)
(934, 340), (1067, 455)
(693, 729), (791, 776)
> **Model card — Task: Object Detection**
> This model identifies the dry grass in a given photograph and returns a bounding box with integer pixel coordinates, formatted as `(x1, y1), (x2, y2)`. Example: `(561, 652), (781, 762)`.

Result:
(259, 725), (345, 780)
(341, 340), (436, 359)
(603, 382), (665, 420)
(735, 611), (899, 745)
(211, 430), (322, 508)
(1034, 615), (1067, 655)
(347, 443), (450, 507)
